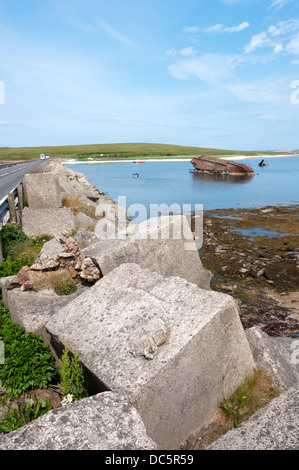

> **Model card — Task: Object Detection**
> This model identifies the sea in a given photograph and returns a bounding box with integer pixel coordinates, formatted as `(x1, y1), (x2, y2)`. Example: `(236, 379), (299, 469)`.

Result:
(65, 155), (299, 222)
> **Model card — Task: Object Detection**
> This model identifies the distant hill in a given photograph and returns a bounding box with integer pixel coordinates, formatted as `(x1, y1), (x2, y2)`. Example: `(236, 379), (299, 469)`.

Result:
(0, 142), (273, 161)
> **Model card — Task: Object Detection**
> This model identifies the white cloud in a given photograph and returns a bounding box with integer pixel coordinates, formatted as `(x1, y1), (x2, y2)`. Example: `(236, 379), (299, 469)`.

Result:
(183, 22), (249, 36)
(168, 54), (241, 84)
(165, 47), (197, 58)
(227, 80), (288, 104)
(183, 26), (200, 33)
(166, 49), (178, 58)
(258, 114), (290, 122)
(274, 43), (283, 54)
(179, 47), (197, 57)
(245, 20), (299, 55)
(268, 20), (299, 37)
(201, 22), (250, 34)
(286, 32), (299, 55)
(226, 22), (250, 33)
(244, 32), (271, 54)
(97, 21), (134, 46)
(270, 0), (293, 10)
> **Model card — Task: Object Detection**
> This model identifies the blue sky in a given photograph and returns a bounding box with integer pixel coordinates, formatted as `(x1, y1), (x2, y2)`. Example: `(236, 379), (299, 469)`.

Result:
(0, 0), (299, 151)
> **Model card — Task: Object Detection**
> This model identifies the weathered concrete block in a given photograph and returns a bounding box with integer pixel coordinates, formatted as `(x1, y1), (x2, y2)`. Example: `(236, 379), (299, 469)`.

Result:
(75, 212), (97, 230)
(96, 201), (130, 222)
(85, 215), (211, 289)
(73, 227), (98, 247)
(0, 392), (157, 450)
(22, 207), (76, 237)
(0, 276), (88, 345)
(46, 263), (255, 449)
(207, 386), (299, 450)
(24, 173), (61, 209)
(245, 327), (299, 392)
(94, 217), (127, 240)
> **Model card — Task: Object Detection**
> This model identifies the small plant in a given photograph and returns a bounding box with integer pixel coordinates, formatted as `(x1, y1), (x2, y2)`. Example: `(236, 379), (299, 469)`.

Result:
(220, 369), (280, 428)
(59, 344), (87, 401)
(0, 398), (52, 433)
(50, 271), (77, 296)
(54, 283), (77, 296)
(33, 271), (77, 295)
(0, 305), (59, 398)
(221, 395), (249, 428)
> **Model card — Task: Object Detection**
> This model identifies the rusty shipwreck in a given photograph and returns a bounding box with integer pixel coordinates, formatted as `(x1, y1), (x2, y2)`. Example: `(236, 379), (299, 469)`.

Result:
(191, 155), (255, 176)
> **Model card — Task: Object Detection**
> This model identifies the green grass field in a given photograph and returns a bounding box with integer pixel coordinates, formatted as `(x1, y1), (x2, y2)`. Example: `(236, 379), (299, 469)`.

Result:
(0, 142), (274, 162)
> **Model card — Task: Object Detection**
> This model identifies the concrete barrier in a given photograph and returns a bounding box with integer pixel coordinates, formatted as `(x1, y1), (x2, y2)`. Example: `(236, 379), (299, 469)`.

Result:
(85, 214), (212, 289)
(45, 263), (256, 449)
(0, 392), (157, 451)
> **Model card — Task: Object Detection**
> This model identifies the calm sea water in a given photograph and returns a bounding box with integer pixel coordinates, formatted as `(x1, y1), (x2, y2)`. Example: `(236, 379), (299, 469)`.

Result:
(66, 156), (299, 221)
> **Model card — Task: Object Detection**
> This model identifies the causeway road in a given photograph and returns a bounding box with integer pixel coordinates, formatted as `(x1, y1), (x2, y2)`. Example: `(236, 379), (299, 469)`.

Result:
(0, 160), (44, 202)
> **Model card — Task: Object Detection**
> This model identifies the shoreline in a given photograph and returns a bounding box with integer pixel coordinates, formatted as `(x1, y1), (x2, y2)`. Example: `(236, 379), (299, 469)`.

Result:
(63, 154), (299, 164)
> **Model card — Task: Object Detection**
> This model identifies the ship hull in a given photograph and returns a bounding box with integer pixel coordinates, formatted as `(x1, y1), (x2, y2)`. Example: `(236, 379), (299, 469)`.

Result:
(191, 156), (255, 176)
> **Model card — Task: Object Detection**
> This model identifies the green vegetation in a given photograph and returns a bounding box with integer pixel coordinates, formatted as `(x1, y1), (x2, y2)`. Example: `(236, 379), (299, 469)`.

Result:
(0, 224), (52, 277)
(0, 224), (29, 258)
(220, 369), (279, 428)
(33, 270), (78, 296)
(0, 305), (59, 398)
(0, 306), (87, 433)
(0, 399), (52, 434)
(0, 142), (276, 162)
(59, 344), (87, 401)
(53, 274), (77, 296)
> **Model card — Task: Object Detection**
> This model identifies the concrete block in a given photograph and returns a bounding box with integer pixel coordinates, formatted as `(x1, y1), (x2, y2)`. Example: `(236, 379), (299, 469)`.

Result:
(246, 327), (299, 392)
(75, 212), (97, 230)
(73, 227), (98, 247)
(22, 207), (76, 237)
(0, 392), (157, 450)
(208, 386), (299, 450)
(24, 173), (61, 209)
(46, 263), (255, 449)
(85, 215), (211, 288)
(0, 276), (88, 345)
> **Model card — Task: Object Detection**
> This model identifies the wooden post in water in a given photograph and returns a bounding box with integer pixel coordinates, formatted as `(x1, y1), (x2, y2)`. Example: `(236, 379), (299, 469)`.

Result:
(7, 192), (17, 224)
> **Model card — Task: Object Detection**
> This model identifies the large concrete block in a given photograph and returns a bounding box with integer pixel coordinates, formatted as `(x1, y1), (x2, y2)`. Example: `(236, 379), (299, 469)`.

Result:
(0, 392), (157, 450)
(24, 173), (61, 209)
(46, 263), (255, 449)
(245, 327), (299, 392)
(84, 214), (211, 289)
(0, 276), (88, 346)
(22, 207), (76, 237)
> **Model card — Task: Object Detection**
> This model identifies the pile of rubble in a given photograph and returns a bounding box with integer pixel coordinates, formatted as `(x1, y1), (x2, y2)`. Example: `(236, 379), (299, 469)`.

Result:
(5, 233), (101, 293)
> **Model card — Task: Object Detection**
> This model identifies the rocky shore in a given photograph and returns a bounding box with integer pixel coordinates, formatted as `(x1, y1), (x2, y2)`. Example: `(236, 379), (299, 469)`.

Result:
(199, 205), (299, 338)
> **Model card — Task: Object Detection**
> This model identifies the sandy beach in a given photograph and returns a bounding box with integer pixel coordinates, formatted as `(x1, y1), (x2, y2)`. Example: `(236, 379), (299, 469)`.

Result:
(64, 154), (299, 165)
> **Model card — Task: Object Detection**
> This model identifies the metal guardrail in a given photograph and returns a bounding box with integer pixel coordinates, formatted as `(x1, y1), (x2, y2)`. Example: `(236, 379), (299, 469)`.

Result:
(0, 195), (10, 224)
(0, 161), (26, 170)
(0, 183), (24, 263)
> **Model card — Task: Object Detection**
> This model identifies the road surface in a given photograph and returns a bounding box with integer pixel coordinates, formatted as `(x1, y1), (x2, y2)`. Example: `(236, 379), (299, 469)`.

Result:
(0, 160), (44, 202)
